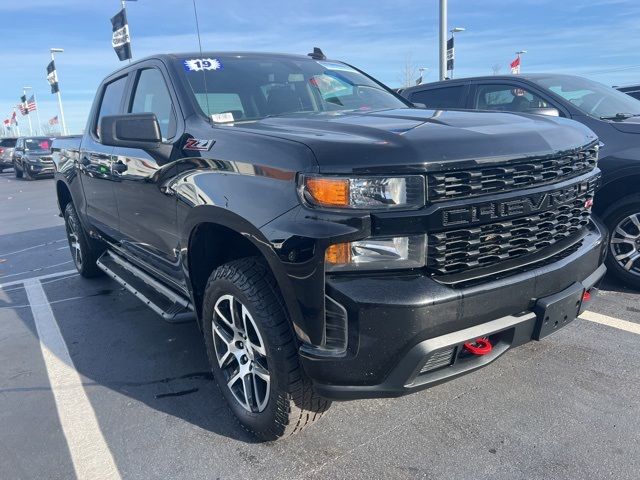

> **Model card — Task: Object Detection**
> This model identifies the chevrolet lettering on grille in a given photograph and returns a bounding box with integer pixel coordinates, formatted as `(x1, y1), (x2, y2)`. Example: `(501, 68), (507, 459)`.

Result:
(442, 180), (594, 228)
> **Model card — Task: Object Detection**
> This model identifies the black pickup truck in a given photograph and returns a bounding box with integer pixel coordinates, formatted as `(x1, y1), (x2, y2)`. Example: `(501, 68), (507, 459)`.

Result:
(52, 51), (607, 440)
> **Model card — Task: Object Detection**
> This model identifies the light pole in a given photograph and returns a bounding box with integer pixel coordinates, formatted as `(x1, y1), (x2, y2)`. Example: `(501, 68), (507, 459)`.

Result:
(448, 27), (465, 79)
(23, 86), (42, 136)
(439, 0), (447, 81)
(50, 48), (68, 136)
(120, 0), (137, 62)
(22, 88), (33, 136)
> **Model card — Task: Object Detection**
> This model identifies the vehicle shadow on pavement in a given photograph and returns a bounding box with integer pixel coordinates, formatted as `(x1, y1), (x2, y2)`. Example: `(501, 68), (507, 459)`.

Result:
(599, 273), (639, 295)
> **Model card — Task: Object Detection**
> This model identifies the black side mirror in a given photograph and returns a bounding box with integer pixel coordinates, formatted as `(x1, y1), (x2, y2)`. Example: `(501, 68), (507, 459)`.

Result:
(100, 113), (162, 149)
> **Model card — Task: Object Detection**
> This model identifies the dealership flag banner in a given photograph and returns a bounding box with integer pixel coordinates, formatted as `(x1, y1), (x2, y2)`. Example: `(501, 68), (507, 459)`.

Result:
(510, 56), (521, 74)
(49, 115), (59, 125)
(19, 95), (29, 115)
(27, 95), (37, 112)
(47, 60), (59, 93)
(111, 8), (132, 61)
(447, 37), (454, 71)
(10, 111), (18, 125)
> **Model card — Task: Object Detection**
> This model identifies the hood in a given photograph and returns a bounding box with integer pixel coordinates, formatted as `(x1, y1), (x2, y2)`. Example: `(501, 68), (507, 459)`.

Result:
(609, 116), (640, 134)
(234, 108), (597, 174)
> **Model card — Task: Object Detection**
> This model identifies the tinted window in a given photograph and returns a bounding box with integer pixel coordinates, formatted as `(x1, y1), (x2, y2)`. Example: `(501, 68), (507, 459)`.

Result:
(0, 139), (16, 147)
(409, 86), (466, 109)
(179, 56), (409, 122)
(130, 68), (176, 139)
(96, 76), (127, 137)
(475, 84), (549, 112)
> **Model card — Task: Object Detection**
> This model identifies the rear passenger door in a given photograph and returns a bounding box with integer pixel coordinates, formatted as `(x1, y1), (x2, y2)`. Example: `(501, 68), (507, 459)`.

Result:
(407, 83), (469, 110)
(112, 63), (185, 289)
(79, 74), (128, 240)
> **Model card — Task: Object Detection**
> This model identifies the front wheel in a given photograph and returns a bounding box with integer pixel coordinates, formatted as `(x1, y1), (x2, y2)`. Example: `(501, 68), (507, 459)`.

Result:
(63, 202), (104, 278)
(202, 257), (330, 441)
(14, 161), (22, 178)
(604, 195), (640, 289)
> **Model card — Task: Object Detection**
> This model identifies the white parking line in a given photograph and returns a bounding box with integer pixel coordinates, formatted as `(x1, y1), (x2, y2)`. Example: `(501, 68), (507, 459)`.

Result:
(24, 279), (121, 480)
(0, 269), (78, 290)
(581, 310), (640, 335)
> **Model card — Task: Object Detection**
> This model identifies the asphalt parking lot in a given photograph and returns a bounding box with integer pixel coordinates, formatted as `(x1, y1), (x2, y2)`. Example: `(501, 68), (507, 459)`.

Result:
(1, 170), (639, 480)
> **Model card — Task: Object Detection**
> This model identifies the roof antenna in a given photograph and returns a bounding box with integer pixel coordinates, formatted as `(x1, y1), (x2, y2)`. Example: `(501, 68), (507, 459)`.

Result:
(192, 0), (211, 120)
(307, 47), (326, 60)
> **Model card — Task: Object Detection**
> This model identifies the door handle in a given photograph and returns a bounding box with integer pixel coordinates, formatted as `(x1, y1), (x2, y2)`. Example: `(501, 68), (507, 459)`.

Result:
(112, 161), (128, 173)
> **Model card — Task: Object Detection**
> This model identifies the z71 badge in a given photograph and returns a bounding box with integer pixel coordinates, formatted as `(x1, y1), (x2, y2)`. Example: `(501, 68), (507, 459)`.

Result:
(183, 138), (215, 151)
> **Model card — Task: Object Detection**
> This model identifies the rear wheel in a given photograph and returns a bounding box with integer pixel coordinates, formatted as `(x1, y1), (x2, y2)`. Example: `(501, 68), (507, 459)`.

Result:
(63, 202), (104, 278)
(604, 195), (640, 290)
(202, 257), (330, 441)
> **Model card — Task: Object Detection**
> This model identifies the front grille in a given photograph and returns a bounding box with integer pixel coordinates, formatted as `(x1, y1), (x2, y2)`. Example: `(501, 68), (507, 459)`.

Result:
(428, 193), (592, 275)
(427, 145), (598, 202)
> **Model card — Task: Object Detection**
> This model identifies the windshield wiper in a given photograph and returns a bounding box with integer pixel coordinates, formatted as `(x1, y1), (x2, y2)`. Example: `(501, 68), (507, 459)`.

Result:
(600, 112), (640, 120)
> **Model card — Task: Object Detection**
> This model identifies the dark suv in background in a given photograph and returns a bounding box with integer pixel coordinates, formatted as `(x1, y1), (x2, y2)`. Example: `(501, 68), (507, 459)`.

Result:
(0, 137), (17, 173)
(617, 84), (640, 101)
(402, 74), (640, 288)
(12, 136), (55, 180)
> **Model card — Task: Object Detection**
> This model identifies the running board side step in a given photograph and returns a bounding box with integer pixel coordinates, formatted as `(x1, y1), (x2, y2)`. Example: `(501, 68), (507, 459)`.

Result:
(97, 251), (195, 324)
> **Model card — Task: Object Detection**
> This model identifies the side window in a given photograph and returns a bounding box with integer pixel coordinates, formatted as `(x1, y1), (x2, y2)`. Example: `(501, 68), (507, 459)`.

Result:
(95, 76), (128, 138)
(130, 68), (176, 140)
(475, 84), (550, 112)
(409, 86), (466, 109)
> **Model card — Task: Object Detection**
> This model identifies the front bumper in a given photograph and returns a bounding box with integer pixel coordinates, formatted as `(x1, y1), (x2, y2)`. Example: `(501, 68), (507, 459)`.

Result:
(24, 158), (55, 177)
(302, 219), (607, 400)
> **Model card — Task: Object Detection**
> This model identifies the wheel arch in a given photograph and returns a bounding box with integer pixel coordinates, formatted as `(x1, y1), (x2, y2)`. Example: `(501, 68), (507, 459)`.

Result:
(595, 170), (640, 219)
(182, 206), (306, 339)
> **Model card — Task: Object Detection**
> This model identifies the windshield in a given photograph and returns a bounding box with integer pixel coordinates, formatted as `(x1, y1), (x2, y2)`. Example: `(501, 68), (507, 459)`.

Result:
(532, 75), (640, 119)
(178, 55), (409, 122)
(25, 138), (52, 151)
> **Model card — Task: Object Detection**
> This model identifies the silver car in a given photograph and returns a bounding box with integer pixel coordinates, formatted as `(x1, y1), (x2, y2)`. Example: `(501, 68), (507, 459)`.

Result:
(0, 137), (17, 172)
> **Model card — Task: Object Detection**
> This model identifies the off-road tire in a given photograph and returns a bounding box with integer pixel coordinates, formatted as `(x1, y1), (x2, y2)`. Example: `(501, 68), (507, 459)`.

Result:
(63, 202), (104, 278)
(603, 194), (640, 290)
(202, 257), (330, 441)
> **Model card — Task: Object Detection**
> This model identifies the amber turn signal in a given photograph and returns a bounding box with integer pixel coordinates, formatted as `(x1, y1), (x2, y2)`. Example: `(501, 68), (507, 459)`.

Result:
(325, 243), (351, 265)
(304, 177), (349, 207)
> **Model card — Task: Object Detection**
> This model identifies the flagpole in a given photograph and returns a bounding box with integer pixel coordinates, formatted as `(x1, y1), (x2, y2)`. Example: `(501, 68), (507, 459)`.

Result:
(439, 0), (447, 81)
(23, 88), (33, 136)
(50, 48), (68, 136)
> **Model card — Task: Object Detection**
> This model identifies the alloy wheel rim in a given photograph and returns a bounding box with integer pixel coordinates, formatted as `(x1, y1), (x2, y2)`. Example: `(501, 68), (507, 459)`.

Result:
(212, 294), (270, 413)
(610, 212), (640, 277)
(66, 218), (82, 270)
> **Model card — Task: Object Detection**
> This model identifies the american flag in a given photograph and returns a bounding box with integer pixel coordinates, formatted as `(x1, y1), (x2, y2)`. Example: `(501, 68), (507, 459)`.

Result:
(27, 95), (37, 112)
(17, 103), (28, 115)
(49, 115), (59, 125)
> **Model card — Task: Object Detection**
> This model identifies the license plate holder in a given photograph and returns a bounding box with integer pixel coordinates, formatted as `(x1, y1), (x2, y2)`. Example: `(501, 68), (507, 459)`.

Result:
(533, 283), (584, 340)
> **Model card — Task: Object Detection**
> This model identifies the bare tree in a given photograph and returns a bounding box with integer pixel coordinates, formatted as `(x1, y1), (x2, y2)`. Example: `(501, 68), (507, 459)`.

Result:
(491, 63), (502, 76)
(398, 54), (420, 88)
(41, 123), (61, 136)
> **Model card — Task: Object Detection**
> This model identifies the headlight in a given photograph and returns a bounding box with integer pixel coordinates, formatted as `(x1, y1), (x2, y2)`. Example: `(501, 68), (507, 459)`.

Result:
(301, 175), (425, 210)
(325, 235), (427, 272)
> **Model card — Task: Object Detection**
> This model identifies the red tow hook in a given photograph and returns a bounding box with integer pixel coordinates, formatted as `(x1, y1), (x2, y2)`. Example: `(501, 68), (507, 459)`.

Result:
(463, 337), (493, 356)
(583, 289), (592, 302)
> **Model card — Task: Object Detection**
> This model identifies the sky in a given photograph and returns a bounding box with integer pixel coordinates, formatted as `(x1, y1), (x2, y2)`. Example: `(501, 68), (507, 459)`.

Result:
(1, 0), (640, 135)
